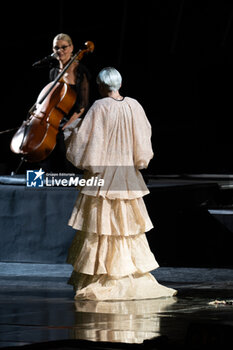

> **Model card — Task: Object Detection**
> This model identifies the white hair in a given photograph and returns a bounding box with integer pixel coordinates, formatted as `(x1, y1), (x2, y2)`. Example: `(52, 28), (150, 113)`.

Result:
(96, 67), (122, 91)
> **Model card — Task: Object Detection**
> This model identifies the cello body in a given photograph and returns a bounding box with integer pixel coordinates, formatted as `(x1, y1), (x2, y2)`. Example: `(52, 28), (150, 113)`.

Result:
(10, 41), (94, 163)
(11, 82), (76, 162)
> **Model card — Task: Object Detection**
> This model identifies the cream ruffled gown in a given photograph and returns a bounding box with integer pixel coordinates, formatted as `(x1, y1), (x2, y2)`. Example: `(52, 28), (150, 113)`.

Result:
(65, 97), (176, 300)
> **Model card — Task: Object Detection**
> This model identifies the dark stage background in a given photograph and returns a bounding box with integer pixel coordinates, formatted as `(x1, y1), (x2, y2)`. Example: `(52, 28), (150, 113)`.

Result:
(0, 0), (233, 175)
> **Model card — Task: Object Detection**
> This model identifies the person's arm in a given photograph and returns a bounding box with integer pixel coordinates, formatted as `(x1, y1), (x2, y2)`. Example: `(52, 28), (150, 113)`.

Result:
(62, 108), (85, 130)
(62, 72), (89, 130)
(79, 73), (89, 111)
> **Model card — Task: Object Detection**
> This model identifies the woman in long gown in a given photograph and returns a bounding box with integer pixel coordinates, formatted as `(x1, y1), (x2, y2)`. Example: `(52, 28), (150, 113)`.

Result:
(65, 67), (177, 300)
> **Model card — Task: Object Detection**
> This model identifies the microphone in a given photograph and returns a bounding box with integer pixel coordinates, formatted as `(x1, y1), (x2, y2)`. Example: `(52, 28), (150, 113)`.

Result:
(32, 53), (57, 67)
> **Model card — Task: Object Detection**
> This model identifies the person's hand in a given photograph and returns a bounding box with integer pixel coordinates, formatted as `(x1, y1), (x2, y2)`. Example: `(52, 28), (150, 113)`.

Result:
(62, 108), (85, 130)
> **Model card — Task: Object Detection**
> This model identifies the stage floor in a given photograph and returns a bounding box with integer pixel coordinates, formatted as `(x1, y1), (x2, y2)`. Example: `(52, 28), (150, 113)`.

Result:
(0, 263), (233, 349)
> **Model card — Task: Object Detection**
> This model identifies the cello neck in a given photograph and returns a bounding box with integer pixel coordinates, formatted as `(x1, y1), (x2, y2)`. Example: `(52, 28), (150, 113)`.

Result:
(29, 51), (81, 114)
(50, 49), (82, 88)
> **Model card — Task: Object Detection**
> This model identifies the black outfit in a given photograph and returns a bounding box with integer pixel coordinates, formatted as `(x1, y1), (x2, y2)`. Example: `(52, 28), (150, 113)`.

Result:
(49, 63), (90, 126)
(38, 62), (91, 173)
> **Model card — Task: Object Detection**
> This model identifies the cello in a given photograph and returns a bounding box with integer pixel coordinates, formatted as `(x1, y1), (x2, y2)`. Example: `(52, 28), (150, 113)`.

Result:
(10, 41), (94, 163)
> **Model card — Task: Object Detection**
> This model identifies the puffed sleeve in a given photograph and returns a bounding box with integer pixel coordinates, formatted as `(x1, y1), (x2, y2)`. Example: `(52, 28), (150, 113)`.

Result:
(66, 101), (106, 172)
(130, 100), (154, 169)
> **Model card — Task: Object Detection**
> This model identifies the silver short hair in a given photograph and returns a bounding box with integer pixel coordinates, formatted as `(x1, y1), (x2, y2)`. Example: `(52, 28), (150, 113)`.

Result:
(96, 67), (122, 91)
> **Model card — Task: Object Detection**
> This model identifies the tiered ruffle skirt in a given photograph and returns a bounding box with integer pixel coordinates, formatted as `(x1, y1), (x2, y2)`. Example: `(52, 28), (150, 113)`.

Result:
(67, 194), (177, 300)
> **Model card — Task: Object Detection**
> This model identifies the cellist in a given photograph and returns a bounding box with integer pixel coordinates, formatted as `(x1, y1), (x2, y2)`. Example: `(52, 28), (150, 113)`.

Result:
(41, 33), (91, 173)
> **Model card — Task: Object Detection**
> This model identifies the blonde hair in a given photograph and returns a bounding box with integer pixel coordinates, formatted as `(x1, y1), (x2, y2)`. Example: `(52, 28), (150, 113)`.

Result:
(53, 33), (73, 46)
